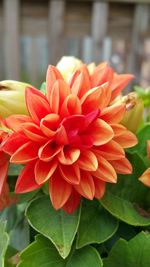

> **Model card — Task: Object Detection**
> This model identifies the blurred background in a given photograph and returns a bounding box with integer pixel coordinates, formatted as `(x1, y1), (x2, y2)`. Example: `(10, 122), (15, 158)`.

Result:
(0, 0), (150, 88)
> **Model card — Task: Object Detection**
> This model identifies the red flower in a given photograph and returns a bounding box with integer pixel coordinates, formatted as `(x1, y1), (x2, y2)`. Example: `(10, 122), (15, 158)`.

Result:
(3, 64), (137, 213)
(139, 140), (150, 187)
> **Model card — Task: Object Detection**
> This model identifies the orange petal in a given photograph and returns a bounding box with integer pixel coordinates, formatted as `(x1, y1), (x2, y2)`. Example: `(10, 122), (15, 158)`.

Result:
(109, 157), (132, 174)
(100, 104), (126, 124)
(40, 114), (60, 138)
(58, 146), (80, 165)
(110, 74), (134, 101)
(89, 119), (114, 146)
(113, 130), (137, 148)
(55, 125), (69, 145)
(139, 168), (150, 187)
(60, 94), (81, 118)
(49, 169), (72, 210)
(71, 71), (91, 98)
(93, 177), (106, 199)
(92, 155), (117, 183)
(81, 85), (108, 114)
(50, 79), (70, 113)
(15, 162), (40, 193)
(91, 62), (113, 87)
(62, 189), (81, 214)
(98, 82), (112, 109)
(35, 159), (57, 184)
(78, 150), (98, 171)
(59, 164), (80, 185)
(0, 153), (9, 194)
(74, 171), (95, 200)
(22, 122), (47, 143)
(38, 141), (61, 162)
(2, 132), (29, 155)
(10, 141), (39, 164)
(5, 115), (32, 131)
(111, 124), (127, 137)
(93, 140), (125, 160)
(26, 87), (51, 123)
(46, 65), (64, 102)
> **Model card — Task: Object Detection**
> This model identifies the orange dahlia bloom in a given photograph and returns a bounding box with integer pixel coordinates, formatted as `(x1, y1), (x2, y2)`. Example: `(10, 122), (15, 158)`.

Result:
(139, 140), (150, 187)
(2, 63), (137, 213)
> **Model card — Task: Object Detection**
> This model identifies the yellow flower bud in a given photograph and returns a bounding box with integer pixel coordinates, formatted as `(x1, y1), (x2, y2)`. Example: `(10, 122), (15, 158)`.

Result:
(0, 80), (30, 118)
(120, 92), (144, 133)
(56, 56), (83, 81)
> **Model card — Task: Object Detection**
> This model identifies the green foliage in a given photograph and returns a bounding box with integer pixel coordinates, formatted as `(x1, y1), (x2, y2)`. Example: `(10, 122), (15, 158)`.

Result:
(103, 232), (150, 267)
(0, 221), (9, 267)
(76, 200), (118, 248)
(26, 196), (81, 259)
(17, 235), (103, 267)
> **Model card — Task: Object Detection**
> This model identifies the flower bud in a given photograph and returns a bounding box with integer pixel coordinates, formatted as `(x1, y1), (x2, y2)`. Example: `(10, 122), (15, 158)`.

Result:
(56, 56), (83, 81)
(120, 92), (144, 133)
(0, 80), (30, 118)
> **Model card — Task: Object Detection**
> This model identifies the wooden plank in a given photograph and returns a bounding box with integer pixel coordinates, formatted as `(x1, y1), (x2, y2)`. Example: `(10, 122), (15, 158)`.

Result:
(66, 0), (150, 3)
(91, 1), (109, 63)
(3, 0), (20, 80)
(48, 0), (65, 65)
(127, 4), (150, 81)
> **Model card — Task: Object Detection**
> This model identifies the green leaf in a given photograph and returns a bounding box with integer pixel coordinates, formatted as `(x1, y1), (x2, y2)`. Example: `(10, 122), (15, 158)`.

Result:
(100, 191), (150, 226)
(107, 153), (150, 206)
(26, 196), (81, 259)
(103, 231), (150, 267)
(76, 200), (118, 249)
(0, 220), (9, 267)
(17, 235), (103, 267)
(8, 164), (24, 177)
(129, 124), (150, 158)
(100, 152), (150, 226)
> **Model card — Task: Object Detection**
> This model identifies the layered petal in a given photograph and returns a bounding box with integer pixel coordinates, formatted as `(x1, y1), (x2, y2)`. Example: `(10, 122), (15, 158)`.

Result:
(74, 171), (95, 200)
(92, 155), (117, 183)
(110, 157), (132, 174)
(139, 168), (150, 187)
(78, 150), (98, 171)
(10, 141), (39, 164)
(15, 162), (40, 193)
(93, 178), (106, 199)
(59, 164), (80, 185)
(88, 119), (114, 146)
(58, 146), (80, 165)
(35, 159), (57, 184)
(49, 169), (72, 210)
(100, 104), (126, 124)
(93, 140), (125, 160)
(0, 152), (9, 194)
(62, 189), (81, 214)
(38, 141), (61, 162)
(26, 87), (51, 123)
(110, 74), (134, 101)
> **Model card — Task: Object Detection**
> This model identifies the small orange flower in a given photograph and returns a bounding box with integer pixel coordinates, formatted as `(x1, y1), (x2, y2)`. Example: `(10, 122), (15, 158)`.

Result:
(3, 63), (137, 213)
(139, 140), (150, 187)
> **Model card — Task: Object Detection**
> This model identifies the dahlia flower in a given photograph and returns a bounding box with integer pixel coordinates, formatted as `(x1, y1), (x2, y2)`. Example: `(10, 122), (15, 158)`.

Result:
(2, 63), (137, 213)
(139, 140), (150, 186)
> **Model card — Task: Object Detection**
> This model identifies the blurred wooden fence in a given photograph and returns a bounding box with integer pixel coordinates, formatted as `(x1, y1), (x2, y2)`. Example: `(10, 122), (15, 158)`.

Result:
(0, 0), (150, 88)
